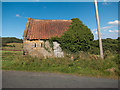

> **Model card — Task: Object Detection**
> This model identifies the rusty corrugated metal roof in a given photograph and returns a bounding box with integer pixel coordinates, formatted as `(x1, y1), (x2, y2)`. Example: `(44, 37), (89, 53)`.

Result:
(24, 18), (72, 40)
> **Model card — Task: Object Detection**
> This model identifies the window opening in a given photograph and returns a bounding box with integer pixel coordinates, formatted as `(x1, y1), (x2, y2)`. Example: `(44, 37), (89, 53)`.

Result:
(35, 43), (37, 47)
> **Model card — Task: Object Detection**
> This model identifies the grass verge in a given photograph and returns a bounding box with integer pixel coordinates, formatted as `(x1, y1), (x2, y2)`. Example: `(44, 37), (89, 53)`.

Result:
(2, 50), (119, 79)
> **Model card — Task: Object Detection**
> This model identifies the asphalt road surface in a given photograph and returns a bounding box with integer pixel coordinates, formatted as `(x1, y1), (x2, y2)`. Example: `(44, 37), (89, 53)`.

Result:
(2, 70), (118, 88)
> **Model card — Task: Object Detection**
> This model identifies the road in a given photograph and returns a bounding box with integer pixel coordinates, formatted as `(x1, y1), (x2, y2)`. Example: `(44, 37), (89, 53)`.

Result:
(2, 70), (118, 88)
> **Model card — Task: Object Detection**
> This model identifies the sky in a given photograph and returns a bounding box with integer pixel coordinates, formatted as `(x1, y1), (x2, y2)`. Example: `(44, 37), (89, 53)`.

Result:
(1, 1), (119, 40)
(1, 0), (120, 2)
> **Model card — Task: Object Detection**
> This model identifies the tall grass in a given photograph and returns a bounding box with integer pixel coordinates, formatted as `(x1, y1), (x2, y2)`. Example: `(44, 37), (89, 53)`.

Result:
(2, 50), (119, 79)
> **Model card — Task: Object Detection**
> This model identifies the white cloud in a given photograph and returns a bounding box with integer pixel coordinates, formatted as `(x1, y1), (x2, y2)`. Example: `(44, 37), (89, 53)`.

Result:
(101, 26), (113, 30)
(109, 30), (114, 32)
(103, 0), (107, 4)
(95, 31), (98, 34)
(108, 20), (120, 25)
(109, 30), (120, 33)
(102, 0), (111, 5)
(92, 25), (113, 33)
(92, 29), (97, 33)
(16, 13), (29, 19)
(114, 30), (120, 32)
(16, 14), (21, 17)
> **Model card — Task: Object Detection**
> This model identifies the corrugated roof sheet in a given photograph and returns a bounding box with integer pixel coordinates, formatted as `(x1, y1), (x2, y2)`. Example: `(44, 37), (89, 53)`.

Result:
(25, 18), (72, 40)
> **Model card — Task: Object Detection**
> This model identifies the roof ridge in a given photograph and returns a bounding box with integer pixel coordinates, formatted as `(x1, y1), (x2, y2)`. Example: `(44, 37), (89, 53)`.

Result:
(28, 17), (71, 21)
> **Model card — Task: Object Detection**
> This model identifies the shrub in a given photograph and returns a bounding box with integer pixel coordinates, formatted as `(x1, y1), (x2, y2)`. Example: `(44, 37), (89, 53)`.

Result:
(50, 18), (94, 53)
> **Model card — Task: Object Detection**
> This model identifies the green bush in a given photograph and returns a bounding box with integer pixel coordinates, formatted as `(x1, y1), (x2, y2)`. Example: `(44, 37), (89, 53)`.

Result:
(50, 18), (94, 53)
(89, 38), (119, 55)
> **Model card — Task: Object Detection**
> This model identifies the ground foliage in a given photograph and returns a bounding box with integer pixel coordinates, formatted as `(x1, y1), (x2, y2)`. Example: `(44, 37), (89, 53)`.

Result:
(2, 51), (119, 79)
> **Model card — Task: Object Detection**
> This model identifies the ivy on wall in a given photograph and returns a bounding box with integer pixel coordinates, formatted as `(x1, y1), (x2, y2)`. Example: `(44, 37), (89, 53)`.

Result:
(49, 18), (94, 53)
(43, 40), (51, 53)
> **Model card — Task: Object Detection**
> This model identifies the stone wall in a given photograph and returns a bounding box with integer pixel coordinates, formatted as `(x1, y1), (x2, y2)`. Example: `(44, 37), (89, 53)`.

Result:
(53, 42), (64, 57)
(23, 40), (64, 58)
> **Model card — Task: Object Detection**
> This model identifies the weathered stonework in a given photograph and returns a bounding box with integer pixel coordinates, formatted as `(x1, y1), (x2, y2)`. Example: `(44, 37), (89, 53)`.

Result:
(53, 42), (64, 57)
(23, 40), (64, 58)
(23, 18), (71, 58)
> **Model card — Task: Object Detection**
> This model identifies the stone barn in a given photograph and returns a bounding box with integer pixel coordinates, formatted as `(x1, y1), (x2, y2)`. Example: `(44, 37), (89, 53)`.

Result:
(23, 18), (72, 58)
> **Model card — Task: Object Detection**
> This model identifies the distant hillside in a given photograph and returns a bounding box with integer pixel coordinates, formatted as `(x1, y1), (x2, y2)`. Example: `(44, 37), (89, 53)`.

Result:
(89, 38), (119, 55)
(0, 37), (119, 55)
(1, 37), (23, 46)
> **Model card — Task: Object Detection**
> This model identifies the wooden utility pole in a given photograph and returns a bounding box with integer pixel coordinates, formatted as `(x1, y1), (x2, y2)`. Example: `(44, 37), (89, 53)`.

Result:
(94, 0), (104, 59)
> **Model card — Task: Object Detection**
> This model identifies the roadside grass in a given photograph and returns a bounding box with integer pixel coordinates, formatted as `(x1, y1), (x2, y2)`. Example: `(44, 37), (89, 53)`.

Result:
(2, 50), (119, 79)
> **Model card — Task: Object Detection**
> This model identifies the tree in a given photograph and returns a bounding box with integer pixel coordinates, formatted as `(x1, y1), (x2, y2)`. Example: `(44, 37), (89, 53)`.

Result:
(51, 18), (94, 53)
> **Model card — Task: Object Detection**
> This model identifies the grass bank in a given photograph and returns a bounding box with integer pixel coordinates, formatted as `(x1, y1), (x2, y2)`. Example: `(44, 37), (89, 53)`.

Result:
(2, 50), (119, 79)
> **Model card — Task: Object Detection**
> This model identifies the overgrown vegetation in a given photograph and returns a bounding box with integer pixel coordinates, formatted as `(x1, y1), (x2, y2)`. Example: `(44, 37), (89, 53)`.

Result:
(49, 39), (54, 50)
(2, 50), (119, 79)
(43, 40), (51, 53)
(50, 18), (94, 53)
(49, 18), (119, 56)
